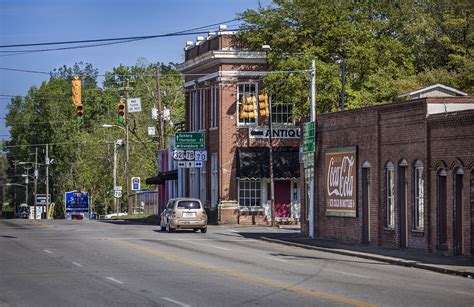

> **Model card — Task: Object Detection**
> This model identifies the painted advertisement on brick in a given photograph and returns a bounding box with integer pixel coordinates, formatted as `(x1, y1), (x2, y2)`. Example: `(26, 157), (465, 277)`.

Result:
(325, 147), (357, 217)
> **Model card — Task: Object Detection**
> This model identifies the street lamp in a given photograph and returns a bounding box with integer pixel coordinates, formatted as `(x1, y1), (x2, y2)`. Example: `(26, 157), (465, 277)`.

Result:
(102, 124), (130, 214)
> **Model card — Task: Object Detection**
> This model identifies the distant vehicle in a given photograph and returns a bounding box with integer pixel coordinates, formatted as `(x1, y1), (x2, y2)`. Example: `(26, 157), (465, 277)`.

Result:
(102, 212), (128, 220)
(18, 204), (29, 219)
(160, 198), (207, 233)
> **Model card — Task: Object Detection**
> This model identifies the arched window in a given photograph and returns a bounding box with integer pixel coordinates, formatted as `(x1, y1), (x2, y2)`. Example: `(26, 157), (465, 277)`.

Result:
(385, 161), (395, 228)
(413, 160), (424, 230)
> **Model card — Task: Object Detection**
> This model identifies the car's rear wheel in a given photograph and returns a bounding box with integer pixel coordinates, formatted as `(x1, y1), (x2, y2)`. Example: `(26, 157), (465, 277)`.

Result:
(201, 227), (207, 233)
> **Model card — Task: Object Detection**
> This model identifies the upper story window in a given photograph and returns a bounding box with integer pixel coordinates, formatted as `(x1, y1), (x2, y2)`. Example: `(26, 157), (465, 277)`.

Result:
(238, 83), (258, 125)
(190, 87), (205, 131)
(271, 101), (294, 125)
(385, 161), (395, 228)
(210, 85), (218, 128)
(413, 160), (424, 230)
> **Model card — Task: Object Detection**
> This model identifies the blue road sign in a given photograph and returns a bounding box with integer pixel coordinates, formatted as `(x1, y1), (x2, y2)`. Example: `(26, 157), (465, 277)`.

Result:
(65, 191), (89, 213)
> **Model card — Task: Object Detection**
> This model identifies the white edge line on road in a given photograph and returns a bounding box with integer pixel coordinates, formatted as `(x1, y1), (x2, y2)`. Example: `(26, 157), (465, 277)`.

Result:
(228, 229), (239, 233)
(455, 291), (474, 296)
(72, 261), (83, 267)
(339, 272), (372, 279)
(181, 239), (231, 251)
(161, 297), (190, 307)
(106, 277), (124, 284)
(265, 256), (289, 263)
(43, 249), (53, 254)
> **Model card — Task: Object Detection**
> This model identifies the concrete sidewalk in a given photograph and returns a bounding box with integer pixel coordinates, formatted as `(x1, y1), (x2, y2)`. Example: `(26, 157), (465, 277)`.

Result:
(260, 233), (474, 278)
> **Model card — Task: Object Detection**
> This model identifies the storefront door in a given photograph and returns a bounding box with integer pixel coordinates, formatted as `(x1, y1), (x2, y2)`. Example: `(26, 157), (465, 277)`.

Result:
(274, 180), (291, 218)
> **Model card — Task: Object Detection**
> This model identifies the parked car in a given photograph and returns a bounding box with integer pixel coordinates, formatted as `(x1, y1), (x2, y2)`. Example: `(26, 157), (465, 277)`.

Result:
(160, 198), (207, 233)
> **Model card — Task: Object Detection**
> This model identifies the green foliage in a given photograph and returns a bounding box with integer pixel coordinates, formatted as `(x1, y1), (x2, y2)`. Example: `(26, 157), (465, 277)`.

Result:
(238, 0), (473, 115)
(4, 60), (184, 215)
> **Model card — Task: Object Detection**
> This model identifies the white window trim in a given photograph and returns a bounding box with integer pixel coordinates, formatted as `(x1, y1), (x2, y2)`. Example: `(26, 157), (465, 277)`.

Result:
(237, 82), (258, 127)
(414, 162), (424, 231)
(386, 163), (395, 228)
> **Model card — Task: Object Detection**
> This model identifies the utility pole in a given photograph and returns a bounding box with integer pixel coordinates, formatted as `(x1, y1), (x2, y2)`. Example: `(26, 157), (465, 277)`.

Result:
(268, 96), (275, 226)
(309, 60), (316, 239)
(156, 65), (164, 150)
(34, 147), (38, 219)
(124, 80), (131, 214)
(45, 144), (49, 219)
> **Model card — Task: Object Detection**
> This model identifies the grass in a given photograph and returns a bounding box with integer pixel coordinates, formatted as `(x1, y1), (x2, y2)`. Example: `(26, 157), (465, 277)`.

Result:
(112, 213), (160, 225)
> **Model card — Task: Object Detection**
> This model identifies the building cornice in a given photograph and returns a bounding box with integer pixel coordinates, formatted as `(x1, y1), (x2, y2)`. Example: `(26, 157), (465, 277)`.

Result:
(177, 50), (267, 73)
(184, 71), (268, 87)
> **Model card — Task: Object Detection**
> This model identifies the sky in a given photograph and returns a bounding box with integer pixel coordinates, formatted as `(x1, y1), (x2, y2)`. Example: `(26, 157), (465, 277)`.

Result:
(0, 0), (271, 141)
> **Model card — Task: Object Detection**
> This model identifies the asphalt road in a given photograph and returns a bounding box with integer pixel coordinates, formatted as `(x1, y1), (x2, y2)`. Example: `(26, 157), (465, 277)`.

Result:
(0, 219), (473, 307)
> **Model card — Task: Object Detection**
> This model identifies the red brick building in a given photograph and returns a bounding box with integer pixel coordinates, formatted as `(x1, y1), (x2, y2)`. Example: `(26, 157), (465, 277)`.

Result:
(301, 96), (474, 256)
(177, 28), (301, 224)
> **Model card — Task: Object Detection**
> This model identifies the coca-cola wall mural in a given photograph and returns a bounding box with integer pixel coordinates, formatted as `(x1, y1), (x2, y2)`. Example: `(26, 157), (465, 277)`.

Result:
(324, 147), (358, 217)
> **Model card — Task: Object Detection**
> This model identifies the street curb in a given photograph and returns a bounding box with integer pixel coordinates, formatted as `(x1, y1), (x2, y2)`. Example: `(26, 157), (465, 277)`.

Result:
(260, 237), (473, 279)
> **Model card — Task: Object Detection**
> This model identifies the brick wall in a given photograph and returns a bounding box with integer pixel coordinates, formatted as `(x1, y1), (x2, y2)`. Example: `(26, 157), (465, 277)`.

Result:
(302, 98), (474, 255)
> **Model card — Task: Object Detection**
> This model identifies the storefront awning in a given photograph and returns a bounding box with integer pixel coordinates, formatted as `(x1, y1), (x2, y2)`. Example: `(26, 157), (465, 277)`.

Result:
(236, 147), (300, 180)
(145, 169), (178, 185)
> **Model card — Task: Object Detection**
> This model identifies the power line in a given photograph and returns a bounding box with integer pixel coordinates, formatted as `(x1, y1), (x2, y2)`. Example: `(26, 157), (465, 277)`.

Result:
(0, 19), (241, 49)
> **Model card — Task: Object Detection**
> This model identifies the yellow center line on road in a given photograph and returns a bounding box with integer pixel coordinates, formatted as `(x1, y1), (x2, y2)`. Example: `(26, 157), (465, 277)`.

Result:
(29, 220), (51, 228)
(110, 239), (376, 307)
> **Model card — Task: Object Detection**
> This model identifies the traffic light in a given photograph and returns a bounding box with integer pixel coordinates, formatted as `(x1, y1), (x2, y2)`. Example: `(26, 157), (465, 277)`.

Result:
(71, 75), (83, 124)
(118, 98), (126, 123)
(239, 95), (257, 119)
(258, 94), (269, 117)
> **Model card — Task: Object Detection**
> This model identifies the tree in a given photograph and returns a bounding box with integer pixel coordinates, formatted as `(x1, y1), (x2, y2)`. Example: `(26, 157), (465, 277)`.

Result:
(238, 0), (473, 116)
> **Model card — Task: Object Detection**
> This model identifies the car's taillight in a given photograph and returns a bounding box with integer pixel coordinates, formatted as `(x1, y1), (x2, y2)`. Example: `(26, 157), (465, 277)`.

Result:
(172, 211), (176, 217)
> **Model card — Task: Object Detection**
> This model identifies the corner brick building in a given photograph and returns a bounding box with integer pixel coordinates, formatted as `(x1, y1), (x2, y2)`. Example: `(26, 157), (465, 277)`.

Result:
(177, 28), (301, 225)
(300, 96), (474, 256)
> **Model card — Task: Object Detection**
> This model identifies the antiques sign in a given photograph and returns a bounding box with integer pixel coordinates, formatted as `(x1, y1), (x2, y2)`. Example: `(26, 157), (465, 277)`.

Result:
(325, 147), (357, 217)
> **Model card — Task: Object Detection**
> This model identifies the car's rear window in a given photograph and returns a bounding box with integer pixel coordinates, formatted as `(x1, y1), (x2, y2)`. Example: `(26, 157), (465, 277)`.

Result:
(177, 201), (201, 209)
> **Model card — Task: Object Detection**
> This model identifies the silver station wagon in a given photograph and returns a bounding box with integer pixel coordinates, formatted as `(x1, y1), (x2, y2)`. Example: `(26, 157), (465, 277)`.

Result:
(160, 198), (207, 233)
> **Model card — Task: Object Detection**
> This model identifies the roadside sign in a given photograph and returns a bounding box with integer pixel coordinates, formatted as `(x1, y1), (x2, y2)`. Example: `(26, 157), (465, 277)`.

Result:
(173, 150), (185, 160)
(148, 127), (156, 136)
(194, 161), (203, 168)
(177, 161), (186, 168)
(303, 121), (315, 153)
(175, 132), (205, 149)
(127, 98), (142, 113)
(131, 177), (140, 191)
(185, 161), (195, 168)
(65, 191), (89, 213)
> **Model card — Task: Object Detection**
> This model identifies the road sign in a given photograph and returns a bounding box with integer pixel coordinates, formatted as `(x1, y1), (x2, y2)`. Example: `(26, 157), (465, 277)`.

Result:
(131, 177), (140, 191)
(127, 98), (142, 113)
(114, 190), (122, 198)
(194, 150), (207, 161)
(303, 121), (315, 153)
(175, 132), (205, 149)
(148, 127), (156, 136)
(36, 194), (51, 205)
(173, 150), (185, 160)
(194, 161), (203, 168)
(185, 161), (195, 168)
(177, 161), (186, 168)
